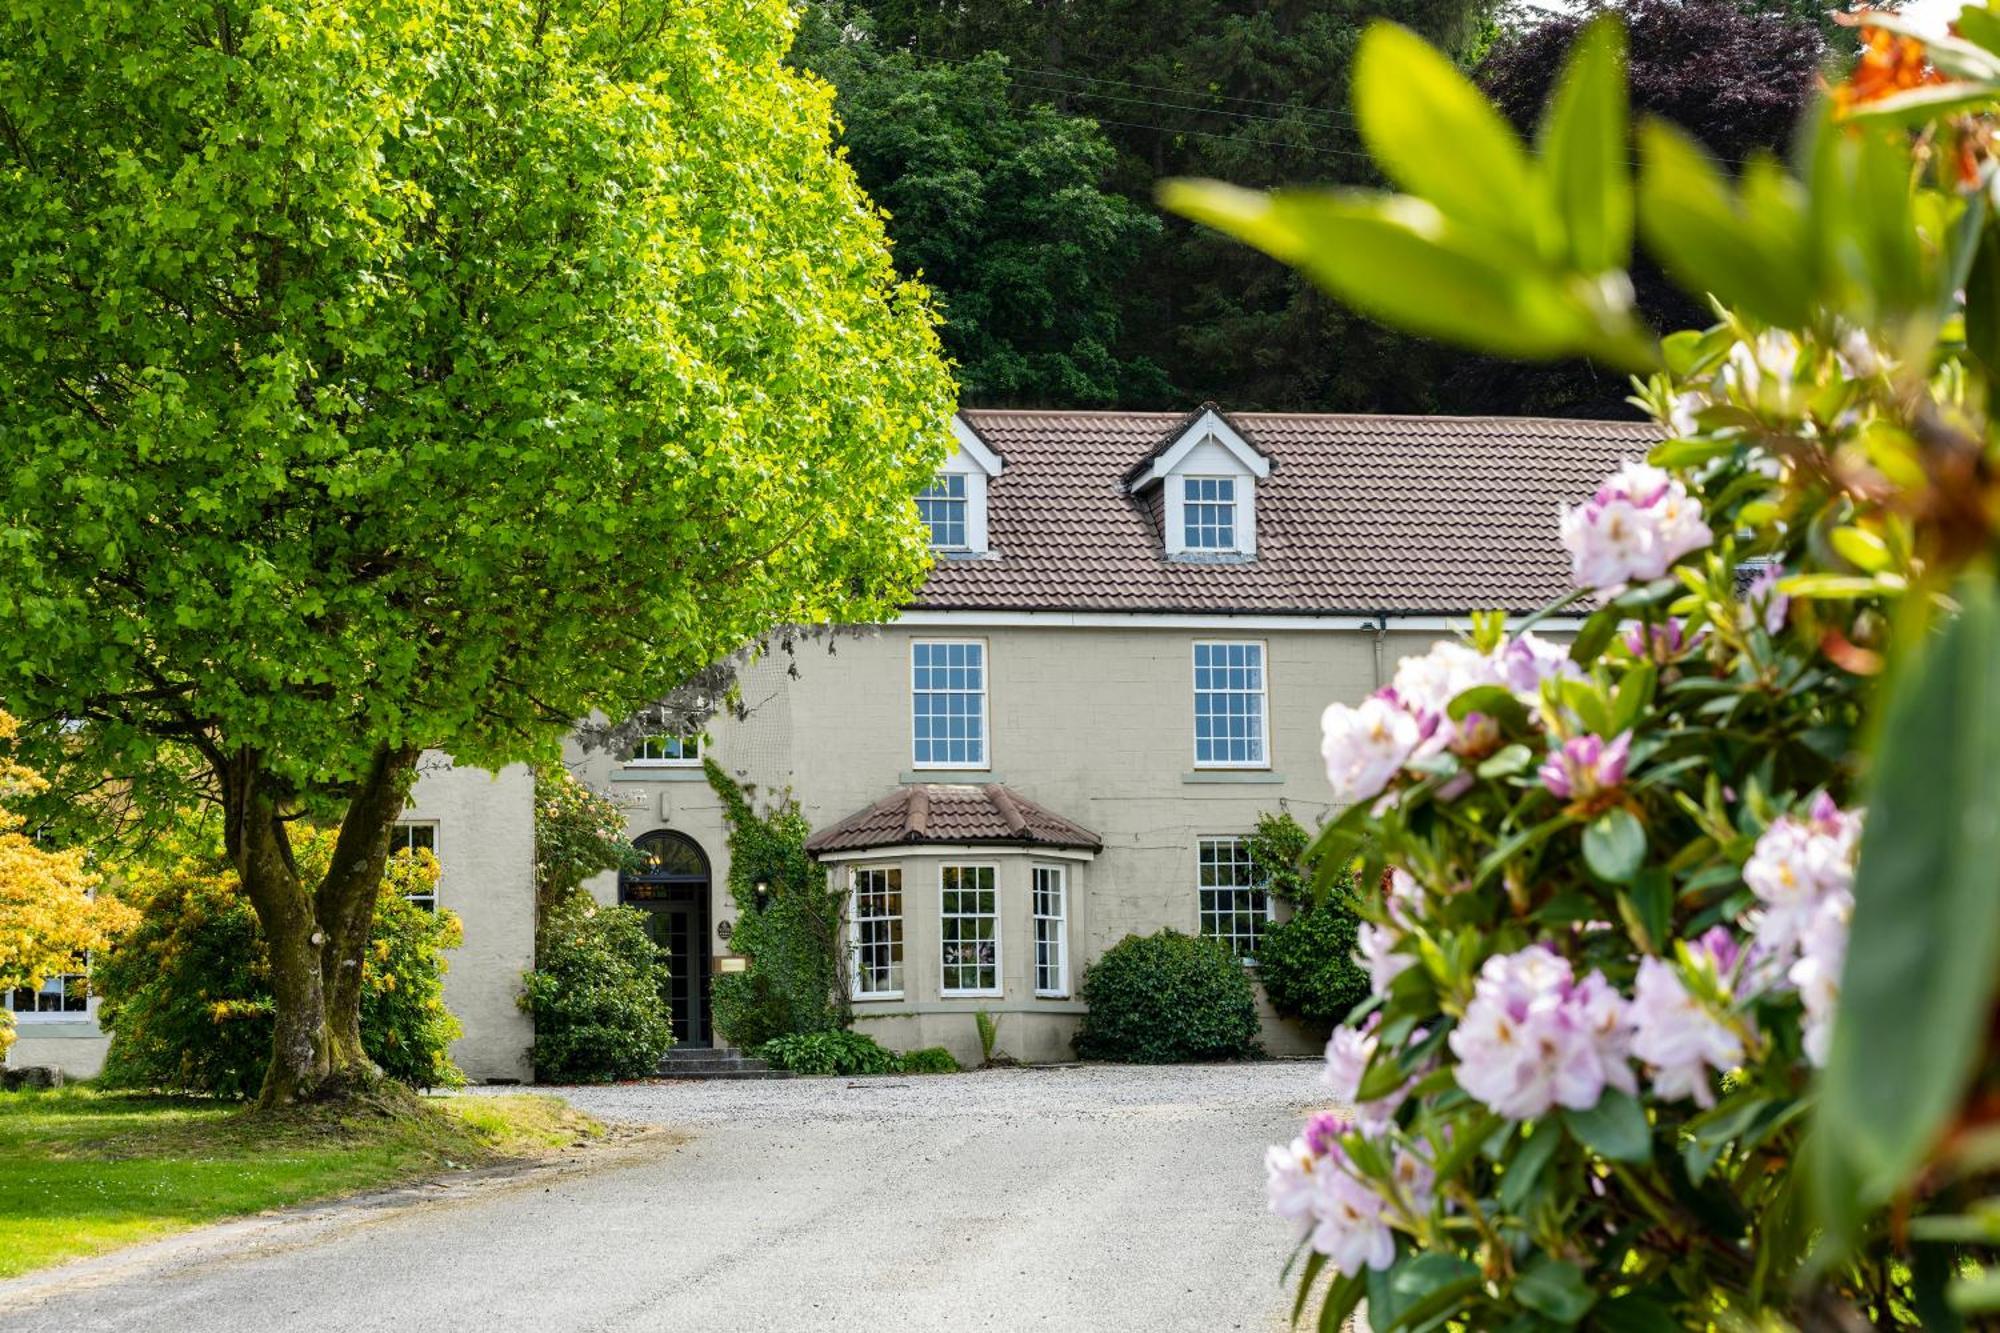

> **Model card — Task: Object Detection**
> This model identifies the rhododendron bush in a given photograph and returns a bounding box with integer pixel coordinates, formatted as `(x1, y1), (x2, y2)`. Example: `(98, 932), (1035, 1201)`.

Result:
(1166, 11), (2000, 1330)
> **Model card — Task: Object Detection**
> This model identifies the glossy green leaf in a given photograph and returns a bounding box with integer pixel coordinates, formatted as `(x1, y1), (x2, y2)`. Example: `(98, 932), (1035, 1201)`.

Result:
(1965, 221), (2000, 378)
(1564, 1088), (1652, 1163)
(1583, 808), (1647, 884)
(1592, 1292), (1681, 1333)
(1293, 1250), (1330, 1326)
(1821, 569), (2000, 1211)
(1539, 16), (1630, 273)
(1513, 1254), (1598, 1324)
(1500, 1122), (1562, 1210)
(1377, 1252), (1482, 1330)
(1353, 22), (1550, 252)
(1158, 183), (1593, 359)
(1449, 684), (1531, 731)
(1637, 123), (1812, 328)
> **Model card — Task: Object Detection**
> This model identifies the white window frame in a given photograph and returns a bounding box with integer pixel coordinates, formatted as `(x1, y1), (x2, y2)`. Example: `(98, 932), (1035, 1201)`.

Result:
(628, 734), (704, 768)
(391, 820), (441, 911)
(1180, 475), (1239, 551)
(939, 863), (1002, 998)
(910, 639), (990, 771)
(1031, 864), (1069, 998)
(849, 865), (905, 1001)
(1197, 836), (1273, 963)
(916, 471), (972, 552)
(1192, 640), (1270, 770)
(4, 967), (90, 1022)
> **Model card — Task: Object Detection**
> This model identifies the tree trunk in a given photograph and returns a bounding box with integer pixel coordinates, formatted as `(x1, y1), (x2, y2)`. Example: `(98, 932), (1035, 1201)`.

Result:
(219, 744), (419, 1108)
(316, 746), (420, 1071)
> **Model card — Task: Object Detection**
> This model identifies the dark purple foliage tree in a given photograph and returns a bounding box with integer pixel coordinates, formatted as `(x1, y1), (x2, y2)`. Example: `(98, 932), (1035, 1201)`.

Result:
(1427, 0), (1828, 419)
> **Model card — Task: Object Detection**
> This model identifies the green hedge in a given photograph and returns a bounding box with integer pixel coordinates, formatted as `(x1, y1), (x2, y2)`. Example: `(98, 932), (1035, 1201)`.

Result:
(754, 1031), (963, 1076)
(523, 892), (675, 1083)
(1072, 929), (1262, 1063)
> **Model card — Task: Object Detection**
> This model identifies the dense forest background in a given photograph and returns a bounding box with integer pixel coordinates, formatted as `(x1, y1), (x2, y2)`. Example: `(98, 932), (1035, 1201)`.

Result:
(791, 0), (1832, 417)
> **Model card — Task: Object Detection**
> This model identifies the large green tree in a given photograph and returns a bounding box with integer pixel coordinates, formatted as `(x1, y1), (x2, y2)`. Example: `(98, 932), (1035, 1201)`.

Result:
(840, 0), (1497, 410)
(0, 0), (953, 1105)
(793, 5), (1166, 404)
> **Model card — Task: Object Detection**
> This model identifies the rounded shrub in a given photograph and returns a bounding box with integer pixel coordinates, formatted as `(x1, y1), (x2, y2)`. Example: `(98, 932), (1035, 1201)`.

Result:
(99, 832), (463, 1097)
(1253, 897), (1371, 1032)
(1073, 929), (1262, 1063)
(523, 892), (674, 1083)
(896, 1045), (961, 1075)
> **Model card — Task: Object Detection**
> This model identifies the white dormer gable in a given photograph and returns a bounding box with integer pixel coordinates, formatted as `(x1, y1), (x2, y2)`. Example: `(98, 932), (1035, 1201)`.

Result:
(1129, 407), (1270, 559)
(921, 415), (1006, 556)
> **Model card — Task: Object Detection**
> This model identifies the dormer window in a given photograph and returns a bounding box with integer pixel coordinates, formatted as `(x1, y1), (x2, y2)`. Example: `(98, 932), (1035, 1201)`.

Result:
(921, 414), (1005, 558)
(1182, 477), (1238, 551)
(1125, 406), (1271, 560)
(918, 473), (969, 550)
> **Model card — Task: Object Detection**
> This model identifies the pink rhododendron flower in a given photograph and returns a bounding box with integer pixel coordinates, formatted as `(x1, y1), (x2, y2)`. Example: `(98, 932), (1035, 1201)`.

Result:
(1266, 1134), (1320, 1229)
(1308, 1155), (1397, 1275)
(1789, 890), (1853, 1067)
(1560, 461), (1714, 592)
(1741, 563), (1790, 635)
(1499, 631), (1581, 700)
(1320, 695), (1420, 805)
(1388, 641), (1507, 759)
(1624, 618), (1699, 662)
(1743, 795), (1861, 961)
(1389, 1145), (1436, 1217)
(1629, 956), (1745, 1108)
(1448, 946), (1635, 1120)
(1323, 1017), (1409, 1136)
(1538, 731), (1632, 804)
(1357, 922), (1411, 1000)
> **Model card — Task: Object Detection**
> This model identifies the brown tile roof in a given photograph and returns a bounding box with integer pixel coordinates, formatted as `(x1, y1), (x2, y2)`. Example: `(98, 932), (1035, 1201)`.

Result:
(804, 784), (1102, 855)
(917, 410), (1660, 615)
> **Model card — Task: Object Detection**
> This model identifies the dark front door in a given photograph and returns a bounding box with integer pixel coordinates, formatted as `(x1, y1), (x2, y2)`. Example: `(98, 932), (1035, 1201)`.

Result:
(621, 832), (713, 1048)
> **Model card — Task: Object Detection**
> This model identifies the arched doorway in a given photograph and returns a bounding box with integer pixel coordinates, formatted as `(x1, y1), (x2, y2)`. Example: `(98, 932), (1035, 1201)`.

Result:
(620, 831), (712, 1047)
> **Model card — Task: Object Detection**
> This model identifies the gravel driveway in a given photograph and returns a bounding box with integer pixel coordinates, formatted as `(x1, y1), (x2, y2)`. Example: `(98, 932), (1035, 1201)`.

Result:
(0, 1063), (1320, 1333)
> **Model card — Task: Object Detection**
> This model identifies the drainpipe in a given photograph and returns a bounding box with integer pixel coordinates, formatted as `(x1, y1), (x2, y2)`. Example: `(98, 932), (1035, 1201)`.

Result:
(1369, 614), (1389, 691)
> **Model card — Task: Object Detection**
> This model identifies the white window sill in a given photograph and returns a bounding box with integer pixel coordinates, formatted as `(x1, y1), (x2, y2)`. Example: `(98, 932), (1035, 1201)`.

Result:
(852, 992), (905, 1004)
(1033, 990), (1071, 1001)
(940, 990), (1004, 1001)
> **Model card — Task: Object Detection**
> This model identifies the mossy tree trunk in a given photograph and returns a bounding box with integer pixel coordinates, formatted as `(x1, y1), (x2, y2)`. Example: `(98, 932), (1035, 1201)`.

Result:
(218, 744), (419, 1109)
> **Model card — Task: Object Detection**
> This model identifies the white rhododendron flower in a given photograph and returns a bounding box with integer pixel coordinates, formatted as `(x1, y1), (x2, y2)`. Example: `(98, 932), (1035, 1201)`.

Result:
(1789, 890), (1853, 1067)
(1308, 1154), (1396, 1275)
(1320, 695), (1420, 804)
(1742, 794), (1860, 961)
(1628, 956), (1745, 1108)
(1389, 641), (1506, 758)
(1559, 460), (1714, 592)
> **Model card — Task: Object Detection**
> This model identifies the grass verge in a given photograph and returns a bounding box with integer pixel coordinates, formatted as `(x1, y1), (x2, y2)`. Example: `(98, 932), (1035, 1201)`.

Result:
(0, 1087), (603, 1279)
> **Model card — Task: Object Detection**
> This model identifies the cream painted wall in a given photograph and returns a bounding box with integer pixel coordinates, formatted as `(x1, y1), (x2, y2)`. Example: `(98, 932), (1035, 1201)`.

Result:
(403, 756), (537, 1083)
(565, 622), (1467, 1062)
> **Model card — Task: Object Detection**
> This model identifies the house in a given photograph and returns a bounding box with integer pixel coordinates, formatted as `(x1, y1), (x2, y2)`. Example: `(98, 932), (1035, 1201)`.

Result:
(7, 407), (1655, 1081)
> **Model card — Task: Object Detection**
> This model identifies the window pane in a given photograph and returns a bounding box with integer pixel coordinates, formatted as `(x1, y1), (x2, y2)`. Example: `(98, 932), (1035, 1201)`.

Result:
(913, 641), (986, 767)
(916, 472), (969, 549)
(1193, 642), (1266, 766)
(941, 865), (999, 993)
(1183, 476), (1237, 551)
(852, 867), (904, 997)
(633, 734), (701, 763)
(1197, 837), (1268, 960)
(1033, 865), (1067, 996)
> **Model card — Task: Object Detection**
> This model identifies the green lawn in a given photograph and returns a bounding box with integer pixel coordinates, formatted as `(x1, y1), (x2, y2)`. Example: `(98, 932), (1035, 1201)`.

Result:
(0, 1087), (601, 1279)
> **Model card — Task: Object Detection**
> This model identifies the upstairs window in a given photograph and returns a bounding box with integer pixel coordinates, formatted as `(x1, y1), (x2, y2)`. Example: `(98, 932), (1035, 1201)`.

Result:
(631, 735), (702, 766)
(912, 640), (987, 769)
(917, 473), (969, 550)
(1182, 477), (1238, 550)
(391, 821), (440, 911)
(1193, 641), (1268, 768)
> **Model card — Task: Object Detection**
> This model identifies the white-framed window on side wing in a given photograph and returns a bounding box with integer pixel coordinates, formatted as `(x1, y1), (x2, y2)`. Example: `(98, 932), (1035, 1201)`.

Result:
(630, 734), (702, 767)
(1198, 836), (1270, 961)
(850, 866), (905, 1000)
(4, 967), (88, 1021)
(1193, 640), (1268, 768)
(391, 820), (440, 911)
(1032, 864), (1068, 998)
(911, 640), (988, 769)
(940, 864), (1000, 997)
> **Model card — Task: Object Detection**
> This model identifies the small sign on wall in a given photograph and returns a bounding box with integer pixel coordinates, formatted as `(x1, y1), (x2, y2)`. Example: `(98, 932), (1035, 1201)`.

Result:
(714, 955), (748, 975)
